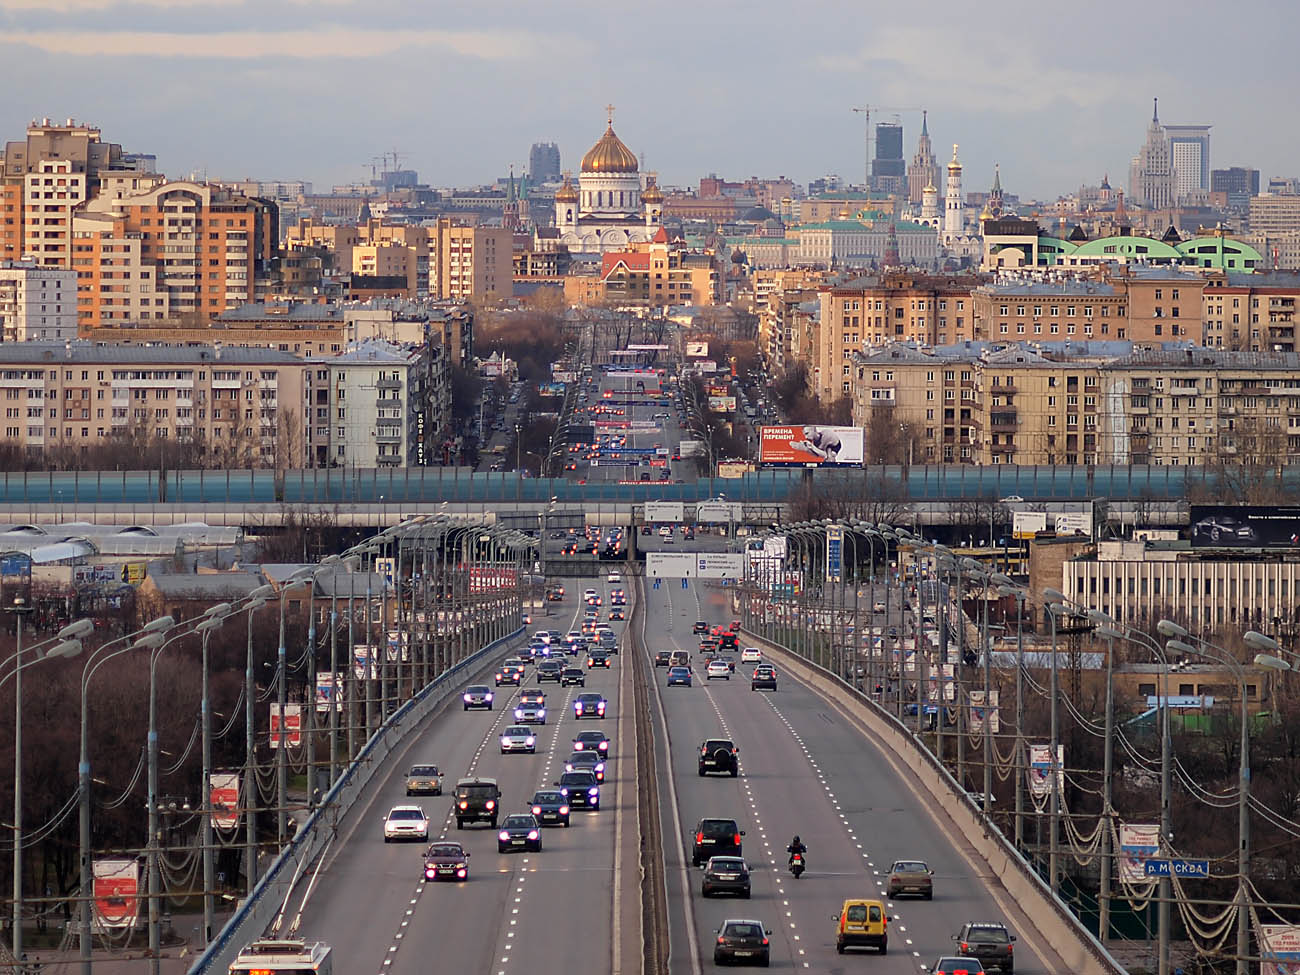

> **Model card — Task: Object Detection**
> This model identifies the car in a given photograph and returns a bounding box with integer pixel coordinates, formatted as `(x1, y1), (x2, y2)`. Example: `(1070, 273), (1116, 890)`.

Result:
(462, 685), (494, 710)
(565, 630), (583, 646)
(494, 666), (521, 687)
(834, 898), (889, 954)
(663, 534), (674, 544)
(609, 607), (626, 621)
(555, 770), (600, 810)
(383, 805), (429, 842)
(927, 958), (987, 975)
(667, 665), (692, 687)
(607, 572), (622, 584)
(952, 922), (1016, 974)
(888, 859), (935, 899)
(751, 665), (777, 692)
(497, 813), (542, 853)
(583, 588), (598, 602)
(1190, 514), (1258, 545)
(520, 612), (532, 625)
(453, 777), (501, 829)
(873, 600), (887, 614)
(565, 750), (606, 782)
(713, 919), (771, 966)
(706, 659), (732, 680)
(698, 738), (739, 777)
(702, 856), (751, 898)
(422, 841), (470, 882)
(537, 660), (564, 683)
(405, 764), (441, 796)
(653, 650), (672, 667)
(659, 526), (673, 538)
(692, 818), (745, 865)
(571, 729), (610, 754)
(500, 725), (537, 754)
(587, 650), (612, 669)
(574, 693), (607, 719)
(561, 667), (586, 687)
(533, 630), (553, 645)
(546, 586), (565, 601)
(514, 695), (547, 725)
(529, 789), (571, 827)
(740, 647), (762, 664)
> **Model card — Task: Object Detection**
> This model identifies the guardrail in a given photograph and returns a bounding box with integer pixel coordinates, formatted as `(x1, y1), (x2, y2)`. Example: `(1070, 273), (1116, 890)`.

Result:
(740, 625), (1127, 975)
(186, 623), (526, 975)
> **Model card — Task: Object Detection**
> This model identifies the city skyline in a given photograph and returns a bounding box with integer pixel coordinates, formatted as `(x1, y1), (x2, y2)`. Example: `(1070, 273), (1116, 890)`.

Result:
(1, 0), (1297, 199)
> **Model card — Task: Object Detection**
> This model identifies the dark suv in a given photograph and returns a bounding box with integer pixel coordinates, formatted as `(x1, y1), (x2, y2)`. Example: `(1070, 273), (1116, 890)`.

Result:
(953, 922), (1016, 974)
(698, 739), (739, 777)
(692, 817), (745, 866)
(693, 620), (709, 634)
(453, 777), (501, 829)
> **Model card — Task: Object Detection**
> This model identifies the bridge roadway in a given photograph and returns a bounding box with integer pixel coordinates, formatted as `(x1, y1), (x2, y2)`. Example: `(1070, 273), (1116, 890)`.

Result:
(644, 575), (1072, 973)
(288, 576), (635, 975)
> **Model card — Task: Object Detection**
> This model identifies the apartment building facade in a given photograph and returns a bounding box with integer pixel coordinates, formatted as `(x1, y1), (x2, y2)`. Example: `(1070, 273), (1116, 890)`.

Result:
(598, 231), (722, 308)
(1202, 272), (1300, 352)
(0, 262), (77, 341)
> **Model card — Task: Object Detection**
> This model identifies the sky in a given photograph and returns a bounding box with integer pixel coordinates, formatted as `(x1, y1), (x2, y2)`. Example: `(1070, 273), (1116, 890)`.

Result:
(0, 0), (1295, 202)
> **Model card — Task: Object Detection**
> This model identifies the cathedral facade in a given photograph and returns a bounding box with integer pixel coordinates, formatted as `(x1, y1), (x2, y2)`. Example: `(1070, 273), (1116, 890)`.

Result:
(551, 115), (662, 255)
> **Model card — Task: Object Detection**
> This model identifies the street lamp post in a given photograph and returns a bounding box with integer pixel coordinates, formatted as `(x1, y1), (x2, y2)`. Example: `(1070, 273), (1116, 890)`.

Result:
(241, 586), (272, 898)
(276, 570), (313, 844)
(999, 585), (1028, 851)
(195, 602), (233, 947)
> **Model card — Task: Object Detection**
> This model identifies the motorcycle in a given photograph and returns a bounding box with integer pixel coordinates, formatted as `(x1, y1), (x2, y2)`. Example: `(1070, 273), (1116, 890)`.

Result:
(789, 852), (805, 878)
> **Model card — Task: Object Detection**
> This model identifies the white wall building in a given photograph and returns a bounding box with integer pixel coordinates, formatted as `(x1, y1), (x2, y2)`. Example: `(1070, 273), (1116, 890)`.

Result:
(0, 261), (77, 341)
(22, 159), (87, 268)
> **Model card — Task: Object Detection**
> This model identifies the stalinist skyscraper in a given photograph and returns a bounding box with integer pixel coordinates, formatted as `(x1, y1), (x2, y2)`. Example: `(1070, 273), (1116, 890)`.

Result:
(1130, 97), (1174, 211)
(907, 110), (940, 205)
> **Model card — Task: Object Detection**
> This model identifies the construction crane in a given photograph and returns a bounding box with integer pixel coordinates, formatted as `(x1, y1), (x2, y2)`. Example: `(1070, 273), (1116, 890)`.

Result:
(851, 105), (922, 193)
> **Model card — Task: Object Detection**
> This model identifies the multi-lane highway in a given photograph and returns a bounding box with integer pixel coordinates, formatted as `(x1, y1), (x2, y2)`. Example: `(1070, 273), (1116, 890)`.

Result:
(642, 573), (1071, 973)
(290, 577), (635, 975)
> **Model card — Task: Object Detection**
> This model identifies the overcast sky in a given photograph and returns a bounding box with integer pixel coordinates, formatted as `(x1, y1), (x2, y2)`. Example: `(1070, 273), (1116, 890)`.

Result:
(0, 0), (1293, 201)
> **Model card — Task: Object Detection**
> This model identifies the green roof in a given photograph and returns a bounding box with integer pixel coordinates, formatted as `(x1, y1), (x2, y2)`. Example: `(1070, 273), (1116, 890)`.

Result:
(1071, 236), (1182, 259)
(1175, 236), (1264, 270)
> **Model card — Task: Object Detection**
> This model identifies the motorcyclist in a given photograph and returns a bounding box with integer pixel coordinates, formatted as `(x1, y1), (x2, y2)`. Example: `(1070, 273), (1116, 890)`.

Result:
(786, 835), (807, 866)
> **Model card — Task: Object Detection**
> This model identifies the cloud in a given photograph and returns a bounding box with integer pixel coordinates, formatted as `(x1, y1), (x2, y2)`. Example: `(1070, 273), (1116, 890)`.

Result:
(2, 25), (557, 60)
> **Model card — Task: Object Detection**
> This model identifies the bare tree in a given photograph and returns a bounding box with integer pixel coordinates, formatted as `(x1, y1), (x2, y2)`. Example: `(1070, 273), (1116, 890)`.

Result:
(1195, 415), (1296, 504)
(786, 469), (912, 526)
(863, 407), (921, 465)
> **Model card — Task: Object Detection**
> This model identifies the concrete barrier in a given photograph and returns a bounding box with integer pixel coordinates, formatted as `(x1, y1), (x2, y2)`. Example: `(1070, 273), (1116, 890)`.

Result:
(744, 628), (1125, 975)
(187, 624), (526, 975)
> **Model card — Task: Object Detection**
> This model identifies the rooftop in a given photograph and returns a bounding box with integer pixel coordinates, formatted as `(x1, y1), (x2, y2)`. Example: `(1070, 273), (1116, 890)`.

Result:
(0, 342), (303, 365)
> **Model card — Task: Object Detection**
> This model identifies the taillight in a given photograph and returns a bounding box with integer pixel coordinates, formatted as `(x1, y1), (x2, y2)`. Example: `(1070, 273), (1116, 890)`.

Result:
(961, 943), (969, 953)
(734, 834), (741, 846)
(696, 831), (704, 843)
(761, 937), (769, 946)
(1007, 944), (1013, 953)
(485, 800), (495, 810)
(701, 747), (707, 755)
(717, 936), (725, 945)
(458, 801), (468, 809)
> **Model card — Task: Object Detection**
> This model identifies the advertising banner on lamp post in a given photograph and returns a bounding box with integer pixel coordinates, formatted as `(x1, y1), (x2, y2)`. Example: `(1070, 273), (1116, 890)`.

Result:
(1259, 924), (1300, 974)
(968, 690), (1000, 733)
(353, 645), (372, 680)
(1117, 823), (1161, 886)
(316, 672), (344, 713)
(826, 525), (843, 584)
(210, 772), (241, 831)
(269, 703), (302, 749)
(1027, 743), (1063, 798)
(92, 858), (140, 930)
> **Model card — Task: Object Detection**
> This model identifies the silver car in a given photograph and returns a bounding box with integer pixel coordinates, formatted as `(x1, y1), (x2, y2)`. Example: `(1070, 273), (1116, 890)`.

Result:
(383, 804), (429, 842)
(462, 685), (494, 711)
(500, 725), (538, 754)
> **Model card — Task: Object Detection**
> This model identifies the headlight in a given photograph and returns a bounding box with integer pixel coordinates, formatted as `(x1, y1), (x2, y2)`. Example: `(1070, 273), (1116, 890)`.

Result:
(594, 762), (605, 772)
(588, 787), (599, 796)
(425, 867), (436, 879)
(559, 787), (569, 796)
(599, 742), (608, 751)
(485, 800), (495, 810)
(499, 831), (510, 841)
(559, 805), (569, 815)
(537, 709), (545, 717)
(463, 694), (472, 702)
(485, 693), (493, 701)
(501, 737), (510, 746)
(526, 736), (535, 746)
(456, 867), (466, 877)
(514, 709), (524, 718)
(527, 830), (539, 840)
(531, 805), (541, 815)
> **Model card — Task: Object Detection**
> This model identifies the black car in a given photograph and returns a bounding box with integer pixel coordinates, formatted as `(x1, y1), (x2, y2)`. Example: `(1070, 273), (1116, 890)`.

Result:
(693, 620), (709, 634)
(536, 660), (564, 683)
(497, 813), (542, 853)
(751, 665), (777, 692)
(561, 667), (586, 687)
(574, 693), (607, 719)
(609, 607), (625, 621)
(698, 739), (739, 777)
(692, 817), (745, 866)
(555, 770), (600, 810)
(565, 750), (606, 782)
(571, 729), (610, 755)
(1190, 515), (1258, 546)
(586, 650), (611, 669)
(422, 841), (470, 882)
(953, 922), (1016, 974)
(529, 789), (570, 827)
(702, 856), (751, 898)
(653, 650), (672, 667)
(713, 919), (770, 966)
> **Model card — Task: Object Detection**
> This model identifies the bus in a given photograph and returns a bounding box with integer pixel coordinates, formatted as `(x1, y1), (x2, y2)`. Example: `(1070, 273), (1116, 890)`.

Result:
(228, 940), (332, 975)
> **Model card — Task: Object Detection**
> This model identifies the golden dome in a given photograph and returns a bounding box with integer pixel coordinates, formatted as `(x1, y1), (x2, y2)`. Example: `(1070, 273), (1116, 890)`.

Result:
(581, 124), (639, 174)
(980, 204), (994, 220)
(554, 176), (578, 203)
(641, 179), (664, 203)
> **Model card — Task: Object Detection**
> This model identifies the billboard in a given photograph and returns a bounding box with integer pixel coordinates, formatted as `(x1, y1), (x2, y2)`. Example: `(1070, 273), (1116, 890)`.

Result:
(1054, 511), (1093, 536)
(1260, 925), (1300, 975)
(552, 368), (578, 383)
(270, 703), (302, 749)
(93, 859), (140, 931)
(685, 341), (709, 358)
(696, 553), (745, 579)
(1118, 823), (1161, 886)
(679, 439), (707, 458)
(539, 382), (566, 396)
(708, 396), (737, 412)
(316, 672), (344, 713)
(0, 552), (32, 610)
(647, 552), (696, 577)
(759, 425), (864, 467)
(353, 645), (372, 679)
(210, 772), (241, 831)
(468, 567), (518, 592)
(1189, 505), (1300, 548)
(1027, 743), (1064, 798)
(707, 383), (731, 397)
(1012, 511), (1048, 540)
(968, 690), (1000, 733)
(717, 461), (754, 479)
(645, 501), (685, 523)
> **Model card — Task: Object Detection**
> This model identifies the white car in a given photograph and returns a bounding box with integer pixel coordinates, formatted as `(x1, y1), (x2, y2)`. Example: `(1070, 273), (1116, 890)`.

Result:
(607, 572), (622, 584)
(500, 725), (538, 754)
(740, 647), (762, 664)
(658, 525), (672, 537)
(873, 601), (887, 614)
(383, 805), (429, 842)
(706, 659), (732, 680)
(583, 589), (598, 602)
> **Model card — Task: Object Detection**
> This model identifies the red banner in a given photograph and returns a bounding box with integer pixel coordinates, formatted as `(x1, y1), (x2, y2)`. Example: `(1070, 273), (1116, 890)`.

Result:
(210, 772), (240, 831)
(270, 703), (302, 749)
(93, 858), (139, 930)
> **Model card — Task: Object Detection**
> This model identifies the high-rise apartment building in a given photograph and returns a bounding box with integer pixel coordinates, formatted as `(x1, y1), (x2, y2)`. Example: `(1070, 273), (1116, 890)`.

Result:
(3, 119), (126, 191)
(529, 142), (561, 183)
(431, 220), (512, 303)
(1164, 123), (1211, 201)
(872, 123), (904, 194)
(1250, 195), (1300, 237)
(0, 262), (77, 342)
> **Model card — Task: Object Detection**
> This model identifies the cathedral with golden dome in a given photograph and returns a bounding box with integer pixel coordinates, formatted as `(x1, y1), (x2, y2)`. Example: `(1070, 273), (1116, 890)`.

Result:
(549, 110), (663, 255)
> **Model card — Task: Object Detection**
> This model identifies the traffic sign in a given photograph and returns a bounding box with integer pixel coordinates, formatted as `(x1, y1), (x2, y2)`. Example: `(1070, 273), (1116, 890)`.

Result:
(1143, 859), (1210, 878)
(653, 579), (661, 590)
(682, 578), (688, 589)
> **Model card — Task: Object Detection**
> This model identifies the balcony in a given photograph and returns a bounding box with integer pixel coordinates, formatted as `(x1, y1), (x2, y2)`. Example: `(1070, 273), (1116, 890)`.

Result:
(377, 377), (402, 390)
(989, 413), (1019, 431)
(990, 442), (1017, 455)
(377, 453), (402, 465)
(375, 426), (402, 442)
(1169, 386), (1199, 396)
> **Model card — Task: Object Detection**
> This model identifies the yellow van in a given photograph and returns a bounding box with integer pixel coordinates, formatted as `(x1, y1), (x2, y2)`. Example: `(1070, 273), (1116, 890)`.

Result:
(832, 898), (888, 955)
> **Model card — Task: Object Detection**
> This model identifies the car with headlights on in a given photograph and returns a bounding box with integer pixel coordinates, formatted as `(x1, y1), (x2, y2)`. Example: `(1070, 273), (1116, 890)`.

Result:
(574, 692), (606, 719)
(653, 650), (672, 667)
(500, 725), (537, 754)
(571, 729), (610, 755)
(586, 649), (612, 669)
(698, 739), (739, 777)
(712, 919), (770, 966)
(405, 764), (441, 796)
(706, 659), (732, 680)
(529, 789), (570, 827)
(887, 859), (934, 899)
(383, 804), (429, 842)
(462, 685), (494, 710)
(702, 856), (751, 898)
(497, 813), (542, 853)
(494, 665), (521, 687)
(565, 750), (605, 782)
(666, 665), (692, 687)
(422, 841), (470, 882)
(555, 770), (600, 810)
